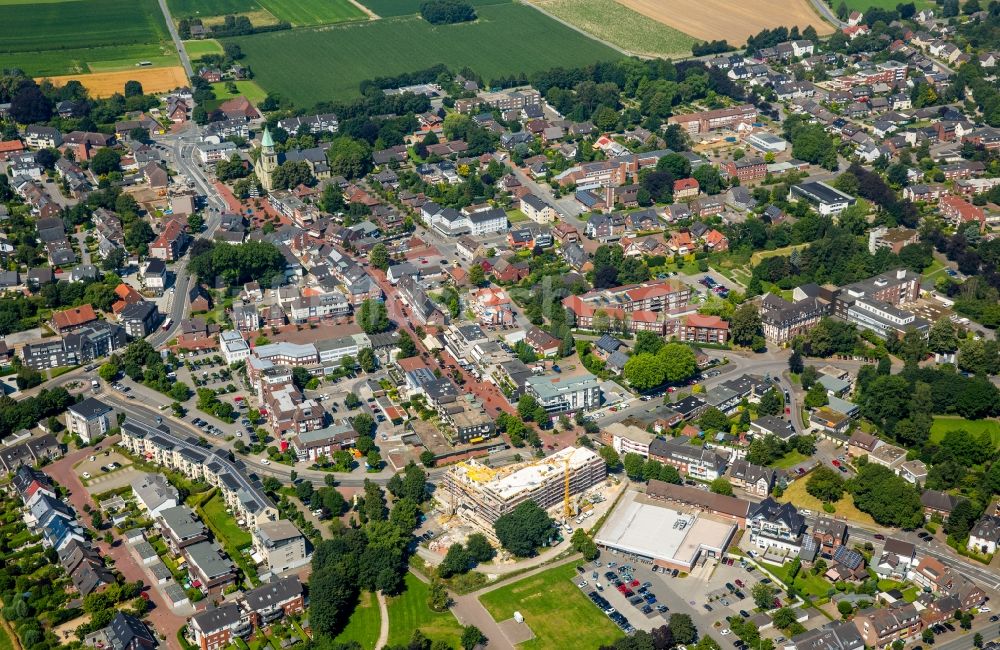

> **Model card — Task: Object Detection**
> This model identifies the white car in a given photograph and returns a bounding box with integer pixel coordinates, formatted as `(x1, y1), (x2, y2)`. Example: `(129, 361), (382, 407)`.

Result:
(260, 458), (270, 465)
(82, 472), (91, 479)
(981, 606), (991, 613)
(89, 455), (96, 462)
(721, 630), (731, 636)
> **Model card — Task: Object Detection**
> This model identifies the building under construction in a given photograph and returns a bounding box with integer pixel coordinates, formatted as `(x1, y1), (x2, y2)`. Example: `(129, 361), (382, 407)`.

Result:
(444, 446), (606, 532)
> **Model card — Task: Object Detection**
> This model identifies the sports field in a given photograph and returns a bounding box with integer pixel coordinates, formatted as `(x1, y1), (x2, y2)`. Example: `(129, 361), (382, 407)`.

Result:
(930, 416), (1000, 448)
(169, 0), (366, 24)
(529, 0), (696, 58)
(39, 66), (189, 97)
(386, 573), (463, 647)
(614, 0), (833, 43)
(357, 0), (506, 17)
(479, 562), (623, 650)
(228, 3), (623, 106)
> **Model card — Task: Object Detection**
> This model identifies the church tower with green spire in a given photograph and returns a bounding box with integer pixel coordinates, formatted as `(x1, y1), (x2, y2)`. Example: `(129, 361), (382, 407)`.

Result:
(256, 127), (278, 192)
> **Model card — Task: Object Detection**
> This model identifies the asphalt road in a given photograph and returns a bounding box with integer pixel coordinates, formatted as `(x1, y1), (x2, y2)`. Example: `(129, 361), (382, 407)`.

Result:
(155, 0), (193, 77)
(806, 0), (846, 28)
(147, 128), (230, 347)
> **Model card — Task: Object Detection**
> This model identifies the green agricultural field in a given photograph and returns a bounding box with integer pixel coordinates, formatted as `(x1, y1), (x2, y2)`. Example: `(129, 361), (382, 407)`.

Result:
(834, 0), (933, 11)
(386, 573), (463, 647)
(334, 591), (381, 650)
(227, 3), (623, 106)
(168, 0), (259, 19)
(258, 0), (366, 24)
(359, 0), (506, 17)
(479, 563), (623, 650)
(930, 416), (1000, 448)
(530, 0), (696, 58)
(185, 38), (225, 59)
(169, 0), (365, 24)
(0, 0), (169, 55)
(6, 43), (177, 76)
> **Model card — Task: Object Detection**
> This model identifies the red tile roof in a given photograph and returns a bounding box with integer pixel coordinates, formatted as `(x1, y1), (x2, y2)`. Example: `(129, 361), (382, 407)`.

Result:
(685, 313), (729, 330)
(53, 304), (98, 329)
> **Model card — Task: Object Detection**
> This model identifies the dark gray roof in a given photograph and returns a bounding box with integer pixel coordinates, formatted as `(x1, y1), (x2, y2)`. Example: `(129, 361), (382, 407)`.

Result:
(243, 577), (303, 612)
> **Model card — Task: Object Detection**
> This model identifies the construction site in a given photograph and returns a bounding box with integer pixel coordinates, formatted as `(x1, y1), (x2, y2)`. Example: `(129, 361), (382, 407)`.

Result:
(441, 446), (608, 539)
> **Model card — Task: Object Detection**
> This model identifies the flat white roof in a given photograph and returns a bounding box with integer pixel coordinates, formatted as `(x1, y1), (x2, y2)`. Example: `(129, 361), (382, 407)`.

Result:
(595, 491), (735, 568)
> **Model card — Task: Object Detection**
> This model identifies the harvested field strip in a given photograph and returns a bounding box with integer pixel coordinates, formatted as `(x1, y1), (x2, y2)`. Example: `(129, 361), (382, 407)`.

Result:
(529, 0), (696, 58)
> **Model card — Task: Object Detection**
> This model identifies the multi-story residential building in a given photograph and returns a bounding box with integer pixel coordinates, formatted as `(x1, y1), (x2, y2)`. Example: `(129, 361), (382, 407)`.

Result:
(263, 383), (326, 436)
(758, 291), (832, 345)
(220, 330), (251, 365)
(241, 577), (305, 627)
(853, 603), (922, 649)
(131, 473), (179, 517)
(21, 322), (127, 370)
(746, 497), (805, 555)
(196, 141), (237, 164)
(728, 459), (775, 497)
(968, 514), (1000, 555)
(444, 447), (606, 530)
(290, 421), (357, 461)
(185, 540), (237, 591)
(601, 422), (656, 457)
(874, 537), (916, 579)
(667, 105), (758, 135)
(288, 292), (351, 322)
(158, 505), (208, 553)
(562, 279), (697, 334)
(648, 437), (726, 481)
(252, 521), (309, 574)
(119, 419), (279, 526)
(868, 227), (920, 254)
(723, 157), (767, 183)
(669, 314), (730, 344)
(787, 622), (864, 650)
(189, 602), (251, 650)
(939, 195), (986, 231)
(520, 194), (557, 223)
(119, 301), (161, 338)
(65, 398), (114, 444)
(524, 372), (602, 414)
(277, 113), (339, 134)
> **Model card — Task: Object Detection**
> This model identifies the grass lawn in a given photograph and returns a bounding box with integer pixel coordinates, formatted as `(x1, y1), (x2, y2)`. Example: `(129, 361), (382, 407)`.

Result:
(761, 561), (833, 598)
(479, 562), (623, 650)
(921, 258), (946, 280)
(506, 209), (530, 223)
(777, 477), (877, 527)
(210, 80), (269, 104)
(334, 591), (381, 650)
(771, 450), (807, 469)
(929, 416), (1000, 448)
(386, 573), (463, 647)
(184, 38), (224, 59)
(529, 0), (696, 58)
(749, 243), (809, 266)
(227, 3), (622, 105)
(0, 625), (14, 650)
(198, 490), (252, 549)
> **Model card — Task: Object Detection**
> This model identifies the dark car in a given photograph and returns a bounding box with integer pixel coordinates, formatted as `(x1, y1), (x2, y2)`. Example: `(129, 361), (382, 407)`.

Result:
(671, 569), (679, 577)
(642, 604), (654, 615)
(704, 604), (713, 612)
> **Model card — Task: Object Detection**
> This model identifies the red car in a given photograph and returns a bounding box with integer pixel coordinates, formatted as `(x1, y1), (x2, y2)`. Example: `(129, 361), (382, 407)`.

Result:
(735, 580), (744, 588)
(631, 580), (640, 587)
(618, 584), (628, 594)
(832, 459), (841, 467)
